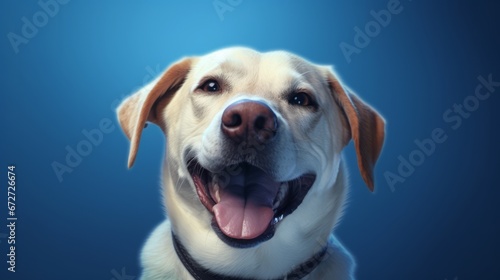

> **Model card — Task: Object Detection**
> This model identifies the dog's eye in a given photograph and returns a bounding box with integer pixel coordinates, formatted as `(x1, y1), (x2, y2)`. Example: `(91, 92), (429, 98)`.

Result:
(289, 92), (312, 106)
(200, 79), (221, 92)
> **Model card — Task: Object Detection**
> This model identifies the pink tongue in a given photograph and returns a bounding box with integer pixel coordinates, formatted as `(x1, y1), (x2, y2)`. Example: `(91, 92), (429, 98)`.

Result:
(212, 164), (280, 239)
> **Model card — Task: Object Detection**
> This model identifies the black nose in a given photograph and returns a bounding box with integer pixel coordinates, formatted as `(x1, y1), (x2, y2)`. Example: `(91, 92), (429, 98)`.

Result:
(221, 100), (278, 144)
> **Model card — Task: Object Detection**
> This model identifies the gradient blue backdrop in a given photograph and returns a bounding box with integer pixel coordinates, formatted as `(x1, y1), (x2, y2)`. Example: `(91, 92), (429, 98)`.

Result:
(1, 0), (499, 279)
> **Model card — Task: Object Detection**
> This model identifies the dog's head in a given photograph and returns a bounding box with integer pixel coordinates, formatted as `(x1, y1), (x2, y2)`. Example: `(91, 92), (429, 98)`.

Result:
(118, 47), (384, 254)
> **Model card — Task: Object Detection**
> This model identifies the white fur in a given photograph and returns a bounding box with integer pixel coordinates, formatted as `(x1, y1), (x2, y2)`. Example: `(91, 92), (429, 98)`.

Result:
(121, 48), (367, 279)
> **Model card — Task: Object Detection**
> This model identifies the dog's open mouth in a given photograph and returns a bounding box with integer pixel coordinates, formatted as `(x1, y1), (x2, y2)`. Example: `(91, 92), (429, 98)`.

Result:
(187, 159), (315, 247)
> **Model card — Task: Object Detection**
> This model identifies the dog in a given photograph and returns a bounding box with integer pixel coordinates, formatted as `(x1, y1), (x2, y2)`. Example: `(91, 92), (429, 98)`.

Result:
(117, 47), (385, 280)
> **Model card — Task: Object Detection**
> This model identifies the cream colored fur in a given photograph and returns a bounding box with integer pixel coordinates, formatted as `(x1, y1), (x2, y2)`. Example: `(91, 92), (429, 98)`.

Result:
(117, 47), (385, 280)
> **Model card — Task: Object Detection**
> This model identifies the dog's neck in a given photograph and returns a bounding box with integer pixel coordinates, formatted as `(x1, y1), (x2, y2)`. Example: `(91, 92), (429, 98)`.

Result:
(172, 232), (327, 280)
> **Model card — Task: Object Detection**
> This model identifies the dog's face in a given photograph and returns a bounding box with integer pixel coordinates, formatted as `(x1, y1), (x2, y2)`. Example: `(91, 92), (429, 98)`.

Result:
(118, 47), (384, 255)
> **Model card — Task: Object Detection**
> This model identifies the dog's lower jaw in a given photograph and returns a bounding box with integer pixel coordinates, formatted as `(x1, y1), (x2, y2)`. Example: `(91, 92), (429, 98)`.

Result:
(139, 161), (354, 280)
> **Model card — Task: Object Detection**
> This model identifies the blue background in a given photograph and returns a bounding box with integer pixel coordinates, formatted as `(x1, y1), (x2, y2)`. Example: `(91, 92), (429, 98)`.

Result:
(1, 0), (499, 279)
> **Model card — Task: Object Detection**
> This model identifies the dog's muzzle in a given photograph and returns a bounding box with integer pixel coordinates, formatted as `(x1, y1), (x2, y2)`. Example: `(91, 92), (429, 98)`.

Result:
(187, 100), (316, 248)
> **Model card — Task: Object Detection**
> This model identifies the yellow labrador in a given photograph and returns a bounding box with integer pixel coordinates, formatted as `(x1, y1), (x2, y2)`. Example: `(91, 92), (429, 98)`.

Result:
(117, 47), (385, 280)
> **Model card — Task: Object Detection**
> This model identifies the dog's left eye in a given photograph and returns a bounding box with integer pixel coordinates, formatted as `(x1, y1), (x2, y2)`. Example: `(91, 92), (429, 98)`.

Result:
(200, 79), (221, 92)
(289, 92), (312, 107)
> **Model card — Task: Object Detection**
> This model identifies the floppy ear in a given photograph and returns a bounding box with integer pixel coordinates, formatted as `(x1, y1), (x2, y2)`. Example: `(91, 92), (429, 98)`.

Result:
(326, 70), (385, 191)
(117, 58), (193, 168)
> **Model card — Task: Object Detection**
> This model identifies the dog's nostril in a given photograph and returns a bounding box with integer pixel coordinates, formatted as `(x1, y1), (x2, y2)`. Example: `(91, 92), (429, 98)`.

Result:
(254, 116), (266, 130)
(226, 114), (242, 127)
(221, 100), (278, 144)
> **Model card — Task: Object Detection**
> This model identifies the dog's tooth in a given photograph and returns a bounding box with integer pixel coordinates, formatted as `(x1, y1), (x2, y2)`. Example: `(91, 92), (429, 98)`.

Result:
(273, 214), (284, 225)
(214, 183), (221, 203)
(273, 196), (280, 210)
(273, 185), (287, 210)
(209, 181), (221, 203)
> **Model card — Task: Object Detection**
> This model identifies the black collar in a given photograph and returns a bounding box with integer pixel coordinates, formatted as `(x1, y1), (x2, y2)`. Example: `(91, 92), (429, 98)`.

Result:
(172, 232), (327, 280)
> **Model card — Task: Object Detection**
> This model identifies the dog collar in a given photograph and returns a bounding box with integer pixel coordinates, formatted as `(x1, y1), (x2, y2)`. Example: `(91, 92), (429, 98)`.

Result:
(172, 232), (328, 280)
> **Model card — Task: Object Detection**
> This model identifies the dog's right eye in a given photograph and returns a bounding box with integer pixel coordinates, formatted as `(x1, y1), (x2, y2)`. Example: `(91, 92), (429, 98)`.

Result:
(199, 79), (221, 93)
